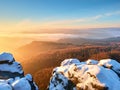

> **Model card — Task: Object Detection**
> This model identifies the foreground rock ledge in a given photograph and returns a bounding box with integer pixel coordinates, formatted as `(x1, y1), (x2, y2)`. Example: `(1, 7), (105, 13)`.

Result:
(0, 52), (38, 90)
(48, 59), (120, 90)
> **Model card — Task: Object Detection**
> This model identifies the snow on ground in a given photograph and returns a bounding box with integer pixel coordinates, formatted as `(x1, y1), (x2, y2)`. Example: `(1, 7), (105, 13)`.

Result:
(49, 58), (120, 90)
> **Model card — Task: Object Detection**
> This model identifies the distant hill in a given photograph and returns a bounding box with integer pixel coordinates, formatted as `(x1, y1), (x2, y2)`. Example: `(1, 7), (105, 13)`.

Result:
(16, 37), (120, 57)
(14, 36), (120, 63)
(22, 44), (120, 89)
(14, 37), (120, 63)
(15, 41), (74, 59)
(57, 37), (120, 45)
(102, 37), (120, 42)
(13, 37), (120, 90)
(19, 43), (120, 75)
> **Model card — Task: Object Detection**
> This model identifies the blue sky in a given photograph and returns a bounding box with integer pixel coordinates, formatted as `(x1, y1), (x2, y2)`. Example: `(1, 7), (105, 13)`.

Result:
(0, 0), (120, 51)
(0, 0), (120, 33)
(0, 0), (120, 21)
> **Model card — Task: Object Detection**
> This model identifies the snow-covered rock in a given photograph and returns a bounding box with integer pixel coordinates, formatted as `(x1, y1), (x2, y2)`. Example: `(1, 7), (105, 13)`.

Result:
(48, 58), (120, 90)
(0, 52), (38, 90)
(0, 52), (24, 79)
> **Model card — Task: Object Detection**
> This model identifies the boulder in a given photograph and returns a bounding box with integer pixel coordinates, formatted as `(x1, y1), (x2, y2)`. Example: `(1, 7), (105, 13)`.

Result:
(48, 58), (120, 90)
(0, 52), (38, 90)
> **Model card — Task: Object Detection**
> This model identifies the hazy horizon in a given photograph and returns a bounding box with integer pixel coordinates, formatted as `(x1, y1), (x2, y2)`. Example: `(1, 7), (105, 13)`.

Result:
(0, 0), (120, 35)
(0, 0), (120, 52)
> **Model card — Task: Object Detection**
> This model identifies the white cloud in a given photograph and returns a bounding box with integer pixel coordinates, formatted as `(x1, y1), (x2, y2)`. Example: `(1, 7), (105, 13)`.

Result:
(43, 10), (120, 25)
(0, 10), (120, 33)
(104, 10), (120, 16)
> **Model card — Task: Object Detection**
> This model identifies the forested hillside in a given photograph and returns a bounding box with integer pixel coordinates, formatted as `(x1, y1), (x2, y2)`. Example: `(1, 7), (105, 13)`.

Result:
(13, 37), (120, 89)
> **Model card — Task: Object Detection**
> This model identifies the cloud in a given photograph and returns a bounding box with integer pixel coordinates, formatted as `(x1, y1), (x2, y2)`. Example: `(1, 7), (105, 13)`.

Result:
(104, 11), (120, 16)
(43, 15), (103, 25)
(42, 10), (120, 26)
(91, 15), (103, 20)
(0, 10), (120, 33)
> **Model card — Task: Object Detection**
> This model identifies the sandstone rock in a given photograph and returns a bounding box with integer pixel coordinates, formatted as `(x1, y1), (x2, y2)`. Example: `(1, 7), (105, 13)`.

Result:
(0, 52), (38, 90)
(49, 58), (120, 90)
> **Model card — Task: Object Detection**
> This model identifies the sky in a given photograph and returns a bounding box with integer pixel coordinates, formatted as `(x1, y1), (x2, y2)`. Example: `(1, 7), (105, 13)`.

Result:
(0, 0), (120, 38)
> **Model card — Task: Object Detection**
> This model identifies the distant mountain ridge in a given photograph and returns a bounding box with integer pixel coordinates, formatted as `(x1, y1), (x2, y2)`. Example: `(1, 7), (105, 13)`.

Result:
(14, 36), (120, 65)
(13, 36), (120, 90)
(57, 37), (120, 45)
(15, 41), (73, 59)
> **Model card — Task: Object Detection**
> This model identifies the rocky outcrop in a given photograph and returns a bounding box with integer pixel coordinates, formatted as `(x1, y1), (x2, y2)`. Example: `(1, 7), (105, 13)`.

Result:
(0, 52), (38, 90)
(48, 58), (120, 90)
